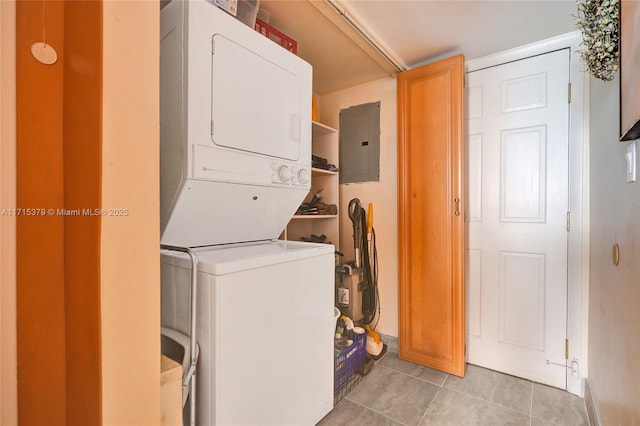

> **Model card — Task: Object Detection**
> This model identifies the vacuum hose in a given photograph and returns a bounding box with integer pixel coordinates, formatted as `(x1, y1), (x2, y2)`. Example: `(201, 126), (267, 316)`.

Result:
(348, 199), (363, 267)
(348, 198), (379, 327)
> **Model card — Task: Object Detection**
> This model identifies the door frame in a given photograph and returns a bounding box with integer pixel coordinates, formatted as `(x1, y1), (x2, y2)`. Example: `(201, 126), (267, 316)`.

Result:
(465, 31), (588, 397)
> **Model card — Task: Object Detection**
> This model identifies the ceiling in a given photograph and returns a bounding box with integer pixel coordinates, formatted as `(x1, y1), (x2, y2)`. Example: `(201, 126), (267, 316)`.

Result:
(258, 0), (578, 95)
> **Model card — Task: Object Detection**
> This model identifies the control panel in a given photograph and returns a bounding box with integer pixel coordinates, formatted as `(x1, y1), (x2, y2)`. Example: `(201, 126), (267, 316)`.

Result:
(271, 162), (309, 186)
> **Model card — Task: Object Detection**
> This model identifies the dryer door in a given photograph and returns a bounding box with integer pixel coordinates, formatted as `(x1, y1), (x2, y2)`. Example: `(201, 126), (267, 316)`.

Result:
(211, 34), (301, 161)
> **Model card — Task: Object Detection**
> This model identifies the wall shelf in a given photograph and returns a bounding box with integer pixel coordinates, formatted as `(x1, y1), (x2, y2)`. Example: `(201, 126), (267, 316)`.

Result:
(312, 167), (338, 176)
(312, 120), (337, 136)
(291, 214), (338, 220)
(283, 121), (339, 248)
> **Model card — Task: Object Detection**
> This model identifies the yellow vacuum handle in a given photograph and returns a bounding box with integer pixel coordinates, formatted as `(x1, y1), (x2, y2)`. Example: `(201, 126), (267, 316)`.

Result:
(367, 203), (373, 235)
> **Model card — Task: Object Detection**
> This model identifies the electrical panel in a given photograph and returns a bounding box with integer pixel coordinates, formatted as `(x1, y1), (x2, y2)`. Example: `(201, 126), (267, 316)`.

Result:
(339, 102), (381, 184)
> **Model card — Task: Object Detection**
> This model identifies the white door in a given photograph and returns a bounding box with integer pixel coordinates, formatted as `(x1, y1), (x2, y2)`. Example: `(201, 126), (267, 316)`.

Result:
(466, 49), (570, 389)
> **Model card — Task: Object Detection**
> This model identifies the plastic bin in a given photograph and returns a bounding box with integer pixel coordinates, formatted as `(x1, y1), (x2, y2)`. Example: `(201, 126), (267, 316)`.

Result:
(334, 329), (368, 390)
(255, 18), (298, 54)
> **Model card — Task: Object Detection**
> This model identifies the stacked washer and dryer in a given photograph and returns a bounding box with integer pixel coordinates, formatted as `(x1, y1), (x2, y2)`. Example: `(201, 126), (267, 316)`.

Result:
(159, 1), (334, 425)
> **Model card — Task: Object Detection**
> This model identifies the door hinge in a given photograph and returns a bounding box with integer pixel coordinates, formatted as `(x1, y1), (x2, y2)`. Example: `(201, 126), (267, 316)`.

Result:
(568, 83), (572, 104)
(464, 75), (467, 89)
(565, 339), (569, 360)
(566, 212), (571, 232)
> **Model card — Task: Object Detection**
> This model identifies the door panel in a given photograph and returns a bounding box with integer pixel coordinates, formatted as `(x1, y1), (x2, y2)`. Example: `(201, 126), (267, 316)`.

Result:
(500, 252), (545, 350)
(466, 49), (570, 389)
(398, 55), (466, 377)
(500, 125), (547, 222)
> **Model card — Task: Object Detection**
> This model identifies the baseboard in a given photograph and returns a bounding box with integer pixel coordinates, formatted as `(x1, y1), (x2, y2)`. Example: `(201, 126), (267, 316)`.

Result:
(378, 333), (398, 354)
(584, 379), (602, 426)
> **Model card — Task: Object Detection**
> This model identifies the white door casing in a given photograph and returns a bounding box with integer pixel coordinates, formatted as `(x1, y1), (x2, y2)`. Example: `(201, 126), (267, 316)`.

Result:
(466, 48), (571, 389)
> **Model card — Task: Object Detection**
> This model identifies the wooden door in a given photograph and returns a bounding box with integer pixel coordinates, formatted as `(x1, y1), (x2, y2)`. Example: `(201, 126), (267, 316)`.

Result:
(397, 54), (466, 376)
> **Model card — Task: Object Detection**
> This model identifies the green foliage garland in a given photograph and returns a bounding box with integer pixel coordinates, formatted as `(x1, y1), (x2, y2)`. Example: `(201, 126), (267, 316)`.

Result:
(575, 0), (619, 81)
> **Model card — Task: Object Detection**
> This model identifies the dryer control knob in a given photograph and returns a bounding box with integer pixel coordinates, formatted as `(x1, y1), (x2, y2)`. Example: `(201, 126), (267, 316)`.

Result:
(298, 168), (309, 185)
(277, 165), (291, 182)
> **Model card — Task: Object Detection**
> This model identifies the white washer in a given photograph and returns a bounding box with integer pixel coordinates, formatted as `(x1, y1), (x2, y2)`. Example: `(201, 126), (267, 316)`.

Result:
(161, 240), (335, 425)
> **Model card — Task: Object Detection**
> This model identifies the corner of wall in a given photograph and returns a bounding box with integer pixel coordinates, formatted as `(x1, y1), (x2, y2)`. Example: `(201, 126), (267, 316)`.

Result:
(101, 1), (161, 424)
(0, 1), (18, 424)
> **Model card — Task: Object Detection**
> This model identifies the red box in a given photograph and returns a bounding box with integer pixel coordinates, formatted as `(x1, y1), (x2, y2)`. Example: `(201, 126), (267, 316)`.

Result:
(255, 18), (297, 54)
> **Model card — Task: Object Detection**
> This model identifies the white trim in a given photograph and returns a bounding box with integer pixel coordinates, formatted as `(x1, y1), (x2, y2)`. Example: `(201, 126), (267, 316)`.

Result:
(580, 69), (590, 391)
(465, 31), (588, 397)
(584, 379), (602, 426)
(466, 31), (583, 73)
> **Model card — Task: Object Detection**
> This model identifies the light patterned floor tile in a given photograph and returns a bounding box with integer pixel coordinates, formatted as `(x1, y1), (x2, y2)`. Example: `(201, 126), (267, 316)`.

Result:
(318, 399), (402, 426)
(346, 366), (439, 425)
(377, 352), (449, 386)
(443, 364), (532, 414)
(532, 383), (588, 426)
(420, 388), (530, 426)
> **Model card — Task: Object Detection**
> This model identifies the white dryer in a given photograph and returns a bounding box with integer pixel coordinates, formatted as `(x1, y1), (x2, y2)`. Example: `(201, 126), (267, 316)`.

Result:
(160, 0), (312, 248)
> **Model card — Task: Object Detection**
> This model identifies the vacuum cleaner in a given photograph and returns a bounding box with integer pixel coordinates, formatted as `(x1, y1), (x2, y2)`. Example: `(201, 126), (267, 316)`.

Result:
(336, 198), (385, 358)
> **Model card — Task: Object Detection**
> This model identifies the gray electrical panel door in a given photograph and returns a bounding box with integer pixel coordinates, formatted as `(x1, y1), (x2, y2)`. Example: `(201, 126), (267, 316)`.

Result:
(339, 102), (381, 184)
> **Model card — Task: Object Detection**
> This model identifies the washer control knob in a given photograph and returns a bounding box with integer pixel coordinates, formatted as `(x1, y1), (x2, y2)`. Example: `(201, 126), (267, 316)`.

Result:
(298, 168), (309, 185)
(277, 165), (291, 182)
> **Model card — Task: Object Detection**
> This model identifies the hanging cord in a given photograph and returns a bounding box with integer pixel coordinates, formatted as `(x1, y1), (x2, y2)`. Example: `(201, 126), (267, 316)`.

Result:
(371, 227), (380, 330)
(42, 0), (47, 44)
(359, 208), (379, 326)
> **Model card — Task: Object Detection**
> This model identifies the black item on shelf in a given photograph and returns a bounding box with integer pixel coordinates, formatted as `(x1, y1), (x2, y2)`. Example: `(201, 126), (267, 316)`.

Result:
(312, 154), (339, 172)
(312, 154), (327, 167)
(300, 234), (332, 244)
(296, 202), (337, 216)
(295, 188), (337, 216)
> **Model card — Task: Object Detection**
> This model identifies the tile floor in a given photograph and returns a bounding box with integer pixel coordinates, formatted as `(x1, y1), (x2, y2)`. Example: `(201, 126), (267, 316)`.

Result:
(318, 349), (589, 426)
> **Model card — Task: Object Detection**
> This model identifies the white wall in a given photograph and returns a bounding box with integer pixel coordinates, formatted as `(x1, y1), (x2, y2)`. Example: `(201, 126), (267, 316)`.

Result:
(587, 75), (640, 424)
(319, 77), (398, 337)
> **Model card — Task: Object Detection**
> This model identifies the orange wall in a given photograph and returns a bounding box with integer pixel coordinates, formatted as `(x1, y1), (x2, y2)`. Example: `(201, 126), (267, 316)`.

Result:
(16, 1), (66, 423)
(63, 2), (103, 424)
(16, 1), (104, 424)
(100, 1), (160, 424)
(14, 1), (160, 423)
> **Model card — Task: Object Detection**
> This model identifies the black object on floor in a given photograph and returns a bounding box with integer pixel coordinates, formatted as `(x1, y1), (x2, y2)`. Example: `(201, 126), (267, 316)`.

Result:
(366, 342), (387, 361)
